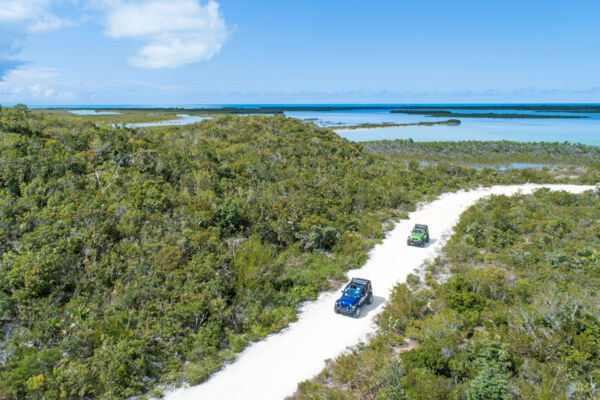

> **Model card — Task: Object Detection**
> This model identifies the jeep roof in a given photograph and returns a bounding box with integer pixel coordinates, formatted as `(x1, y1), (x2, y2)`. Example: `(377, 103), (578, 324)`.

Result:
(349, 278), (371, 286)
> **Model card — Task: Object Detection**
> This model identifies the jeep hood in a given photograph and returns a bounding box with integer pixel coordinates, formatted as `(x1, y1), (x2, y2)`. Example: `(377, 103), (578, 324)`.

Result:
(337, 295), (359, 307)
(409, 233), (424, 241)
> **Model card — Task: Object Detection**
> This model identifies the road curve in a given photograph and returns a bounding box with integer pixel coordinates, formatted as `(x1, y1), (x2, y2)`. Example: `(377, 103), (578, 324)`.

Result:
(165, 184), (596, 400)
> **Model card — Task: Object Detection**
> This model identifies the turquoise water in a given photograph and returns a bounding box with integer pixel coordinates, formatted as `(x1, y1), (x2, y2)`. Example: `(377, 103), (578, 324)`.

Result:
(335, 118), (600, 146)
(285, 109), (440, 126)
(284, 109), (600, 146)
(335, 117), (600, 146)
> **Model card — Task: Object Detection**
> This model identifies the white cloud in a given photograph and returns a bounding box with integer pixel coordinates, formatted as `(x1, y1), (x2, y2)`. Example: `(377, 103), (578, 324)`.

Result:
(0, 67), (75, 101)
(103, 0), (228, 68)
(0, 0), (74, 32)
(0, 0), (47, 21)
(28, 14), (74, 33)
(3, 67), (61, 83)
(0, 0), (78, 79)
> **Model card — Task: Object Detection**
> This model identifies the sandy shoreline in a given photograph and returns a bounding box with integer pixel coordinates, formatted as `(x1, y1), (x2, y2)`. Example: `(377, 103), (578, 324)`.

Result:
(164, 184), (596, 400)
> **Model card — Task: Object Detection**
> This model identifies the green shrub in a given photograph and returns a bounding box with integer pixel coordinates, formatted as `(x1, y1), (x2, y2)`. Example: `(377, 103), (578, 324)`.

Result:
(301, 225), (340, 251)
(376, 386), (406, 400)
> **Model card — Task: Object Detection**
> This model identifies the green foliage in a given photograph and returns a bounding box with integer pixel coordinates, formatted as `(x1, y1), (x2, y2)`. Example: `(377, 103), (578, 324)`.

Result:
(402, 340), (451, 376)
(444, 275), (485, 313)
(466, 366), (511, 400)
(400, 368), (452, 400)
(301, 225), (340, 251)
(376, 386), (406, 400)
(405, 273), (420, 288)
(216, 198), (243, 234)
(295, 382), (351, 400)
(377, 283), (428, 335)
(465, 339), (513, 400)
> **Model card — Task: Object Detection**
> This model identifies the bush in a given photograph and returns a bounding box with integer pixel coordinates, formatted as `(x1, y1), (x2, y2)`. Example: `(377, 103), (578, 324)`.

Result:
(466, 366), (511, 400)
(301, 225), (340, 251)
(216, 198), (242, 234)
(376, 386), (406, 400)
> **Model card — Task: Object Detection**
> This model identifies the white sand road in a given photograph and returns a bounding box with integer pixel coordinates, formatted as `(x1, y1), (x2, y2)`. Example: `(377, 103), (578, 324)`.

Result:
(165, 184), (596, 400)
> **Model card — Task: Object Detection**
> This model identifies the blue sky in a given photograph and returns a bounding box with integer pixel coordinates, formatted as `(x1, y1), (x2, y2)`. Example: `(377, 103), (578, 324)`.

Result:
(0, 0), (599, 105)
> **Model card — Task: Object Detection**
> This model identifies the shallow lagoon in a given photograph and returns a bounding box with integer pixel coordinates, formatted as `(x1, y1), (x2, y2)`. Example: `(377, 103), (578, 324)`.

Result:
(335, 117), (600, 146)
(285, 109), (445, 126)
(284, 108), (600, 146)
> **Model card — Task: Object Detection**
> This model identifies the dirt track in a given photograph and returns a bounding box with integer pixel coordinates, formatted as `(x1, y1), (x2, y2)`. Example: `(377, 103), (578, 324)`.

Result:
(165, 184), (596, 400)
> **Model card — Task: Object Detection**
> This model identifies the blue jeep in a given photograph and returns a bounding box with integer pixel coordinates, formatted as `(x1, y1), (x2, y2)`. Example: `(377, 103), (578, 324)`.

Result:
(334, 278), (373, 318)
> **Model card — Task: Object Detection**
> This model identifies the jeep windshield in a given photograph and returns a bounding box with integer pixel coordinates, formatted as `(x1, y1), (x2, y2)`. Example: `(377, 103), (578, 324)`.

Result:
(343, 287), (362, 298)
(412, 229), (424, 234)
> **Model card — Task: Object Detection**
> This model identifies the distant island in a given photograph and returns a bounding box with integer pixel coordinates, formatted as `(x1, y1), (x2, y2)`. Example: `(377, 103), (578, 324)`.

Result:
(390, 109), (587, 119)
(389, 104), (600, 113)
(335, 119), (461, 130)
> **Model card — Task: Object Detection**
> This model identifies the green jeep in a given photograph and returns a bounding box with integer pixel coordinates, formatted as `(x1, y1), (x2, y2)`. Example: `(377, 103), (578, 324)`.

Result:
(407, 224), (429, 247)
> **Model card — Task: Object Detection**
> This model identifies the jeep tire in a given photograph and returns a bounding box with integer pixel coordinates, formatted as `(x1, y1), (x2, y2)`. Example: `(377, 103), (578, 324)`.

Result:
(367, 293), (373, 305)
(353, 307), (361, 318)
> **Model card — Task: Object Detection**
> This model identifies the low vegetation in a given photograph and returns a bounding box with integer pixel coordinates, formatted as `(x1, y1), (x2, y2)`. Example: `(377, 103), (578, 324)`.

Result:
(362, 139), (600, 168)
(292, 189), (600, 400)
